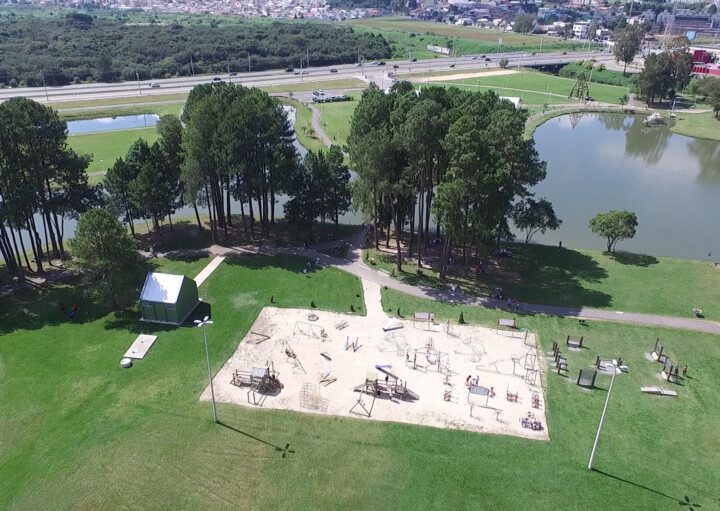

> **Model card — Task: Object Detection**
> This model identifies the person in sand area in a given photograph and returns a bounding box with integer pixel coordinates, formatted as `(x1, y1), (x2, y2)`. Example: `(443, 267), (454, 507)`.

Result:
(465, 375), (472, 388)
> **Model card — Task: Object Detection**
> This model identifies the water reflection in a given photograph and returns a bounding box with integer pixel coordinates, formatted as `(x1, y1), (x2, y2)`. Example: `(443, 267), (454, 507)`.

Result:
(623, 116), (672, 166)
(532, 113), (720, 259)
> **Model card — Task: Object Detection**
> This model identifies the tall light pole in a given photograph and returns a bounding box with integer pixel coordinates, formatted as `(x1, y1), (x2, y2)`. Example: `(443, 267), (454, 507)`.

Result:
(195, 316), (217, 423)
(588, 362), (618, 470)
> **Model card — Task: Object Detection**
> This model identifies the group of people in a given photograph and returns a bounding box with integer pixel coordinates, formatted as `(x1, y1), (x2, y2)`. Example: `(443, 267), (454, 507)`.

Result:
(521, 413), (543, 431)
(59, 302), (82, 320)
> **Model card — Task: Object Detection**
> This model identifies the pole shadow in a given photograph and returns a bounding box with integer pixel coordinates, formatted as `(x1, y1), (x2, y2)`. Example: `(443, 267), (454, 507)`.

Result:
(218, 421), (295, 459)
(592, 469), (701, 509)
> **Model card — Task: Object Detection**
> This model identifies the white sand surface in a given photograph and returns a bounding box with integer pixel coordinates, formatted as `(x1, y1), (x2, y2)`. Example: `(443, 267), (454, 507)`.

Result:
(202, 280), (548, 440)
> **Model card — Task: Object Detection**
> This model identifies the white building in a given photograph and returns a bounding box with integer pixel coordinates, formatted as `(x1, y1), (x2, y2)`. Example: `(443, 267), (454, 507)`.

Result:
(573, 21), (590, 39)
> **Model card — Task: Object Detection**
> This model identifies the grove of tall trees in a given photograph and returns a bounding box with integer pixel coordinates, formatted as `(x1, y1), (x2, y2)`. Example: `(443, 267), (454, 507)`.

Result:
(348, 83), (548, 277)
(0, 98), (97, 279)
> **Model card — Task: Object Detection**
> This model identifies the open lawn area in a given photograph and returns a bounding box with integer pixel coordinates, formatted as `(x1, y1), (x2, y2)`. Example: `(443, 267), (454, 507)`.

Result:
(670, 110), (720, 143)
(365, 242), (720, 321)
(1, 252), (718, 509)
(350, 17), (590, 58)
(68, 127), (159, 176)
(431, 70), (629, 105)
(313, 93), (359, 147)
(58, 102), (184, 122)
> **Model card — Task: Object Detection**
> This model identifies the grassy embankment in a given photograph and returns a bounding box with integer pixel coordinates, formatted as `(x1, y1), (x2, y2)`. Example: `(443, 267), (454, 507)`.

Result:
(350, 17), (592, 59)
(313, 92), (361, 147)
(1, 253), (718, 509)
(365, 242), (720, 321)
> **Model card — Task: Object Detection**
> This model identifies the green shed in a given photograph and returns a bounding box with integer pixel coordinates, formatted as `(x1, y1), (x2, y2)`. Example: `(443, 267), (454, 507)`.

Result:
(140, 272), (200, 326)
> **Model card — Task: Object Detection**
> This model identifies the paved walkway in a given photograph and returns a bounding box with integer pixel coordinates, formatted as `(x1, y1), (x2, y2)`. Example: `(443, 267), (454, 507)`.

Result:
(159, 228), (720, 335)
(193, 255), (225, 285)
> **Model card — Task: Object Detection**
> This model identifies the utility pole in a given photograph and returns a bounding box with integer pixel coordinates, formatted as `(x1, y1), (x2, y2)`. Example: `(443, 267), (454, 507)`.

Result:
(306, 48), (310, 71)
(227, 63), (231, 82)
(248, 54), (251, 73)
(41, 73), (49, 102)
(195, 317), (218, 424)
(409, 51), (412, 72)
(190, 54), (195, 76)
(135, 71), (142, 95)
(588, 364), (618, 470)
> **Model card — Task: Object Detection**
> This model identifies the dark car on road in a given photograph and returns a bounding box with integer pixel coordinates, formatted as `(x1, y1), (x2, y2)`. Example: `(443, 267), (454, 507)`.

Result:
(330, 68), (338, 73)
(285, 67), (294, 73)
(378, 61), (386, 66)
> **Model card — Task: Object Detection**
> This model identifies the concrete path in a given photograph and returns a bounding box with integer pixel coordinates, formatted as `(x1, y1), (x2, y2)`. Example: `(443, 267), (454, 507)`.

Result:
(159, 229), (720, 335)
(193, 255), (225, 285)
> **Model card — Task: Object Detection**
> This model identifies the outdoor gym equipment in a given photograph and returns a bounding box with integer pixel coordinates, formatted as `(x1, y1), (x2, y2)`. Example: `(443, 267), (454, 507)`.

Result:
(378, 331), (408, 356)
(350, 393), (375, 417)
(299, 383), (329, 412)
(566, 335), (584, 349)
(651, 339), (664, 361)
(413, 311), (435, 330)
(345, 336), (361, 352)
(577, 369), (598, 388)
(293, 321), (329, 341)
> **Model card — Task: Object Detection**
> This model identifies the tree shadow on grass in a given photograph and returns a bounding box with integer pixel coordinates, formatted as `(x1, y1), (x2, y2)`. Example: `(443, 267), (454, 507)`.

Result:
(609, 251), (659, 267)
(486, 244), (613, 309)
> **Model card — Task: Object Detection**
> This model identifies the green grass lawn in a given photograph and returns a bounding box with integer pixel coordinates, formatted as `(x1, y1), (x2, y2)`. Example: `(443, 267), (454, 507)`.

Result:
(314, 94), (359, 147)
(350, 17), (591, 58)
(67, 127), (159, 176)
(2, 252), (718, 509)
(434, 69), (629, 105)
(365, 242), (720, 321)
(58, 102), (184, 122)
(278, 98), (328, 154)
(670, 111), (720, 142)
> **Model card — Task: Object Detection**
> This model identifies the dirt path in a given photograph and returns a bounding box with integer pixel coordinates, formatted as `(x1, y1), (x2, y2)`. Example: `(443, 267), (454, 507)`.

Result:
(309, 104), (333, 148)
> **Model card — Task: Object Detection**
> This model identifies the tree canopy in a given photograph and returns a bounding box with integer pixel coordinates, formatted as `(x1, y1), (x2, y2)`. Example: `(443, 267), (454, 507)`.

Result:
(588, 210), (638, 253)
(0, 97), (95, 278)
(348, 83), (548, 276)
(0, 14), (391, 86)
(613, 26), (643, 75)
(511, 198), (562, 244)
(69, 208), (142, 306)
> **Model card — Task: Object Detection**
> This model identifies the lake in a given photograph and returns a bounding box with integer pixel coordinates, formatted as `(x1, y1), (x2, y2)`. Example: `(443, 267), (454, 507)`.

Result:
(67, 114), (160, 135)
(531, 113), (720, 260)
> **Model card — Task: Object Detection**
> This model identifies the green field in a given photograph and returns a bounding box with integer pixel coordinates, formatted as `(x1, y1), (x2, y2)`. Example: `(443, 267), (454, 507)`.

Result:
(431, 69), (630, 105)
(68, 127), (159, 176)
(351, 17), (591, 58)
(2, 253), (719, 509)
(670, 110), (720, 142)
(365, 242), (720, 321)
(59, 102), (184, 122)
(313, 94), (360, 147)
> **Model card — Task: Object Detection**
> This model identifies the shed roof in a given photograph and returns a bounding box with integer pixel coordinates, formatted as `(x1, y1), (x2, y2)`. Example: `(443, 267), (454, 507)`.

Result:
(140, 272), (190, 304)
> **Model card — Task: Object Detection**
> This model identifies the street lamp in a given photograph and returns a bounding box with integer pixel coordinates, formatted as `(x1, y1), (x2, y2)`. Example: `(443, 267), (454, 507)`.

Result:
(587, 361), (619, 470)
(195, 316), (218, 423)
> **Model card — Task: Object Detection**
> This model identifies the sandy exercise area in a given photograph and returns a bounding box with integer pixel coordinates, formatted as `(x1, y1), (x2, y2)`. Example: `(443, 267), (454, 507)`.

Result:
(202, 280), (548, 439)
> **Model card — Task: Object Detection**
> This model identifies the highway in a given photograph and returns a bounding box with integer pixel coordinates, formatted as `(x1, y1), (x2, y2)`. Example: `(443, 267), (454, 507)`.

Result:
(0, 51), (615, 104)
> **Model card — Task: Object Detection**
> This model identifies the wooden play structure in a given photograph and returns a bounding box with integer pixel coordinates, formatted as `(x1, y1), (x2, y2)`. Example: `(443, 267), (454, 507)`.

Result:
(354, 365), (416, 401)
(231, 364), (283, 405)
